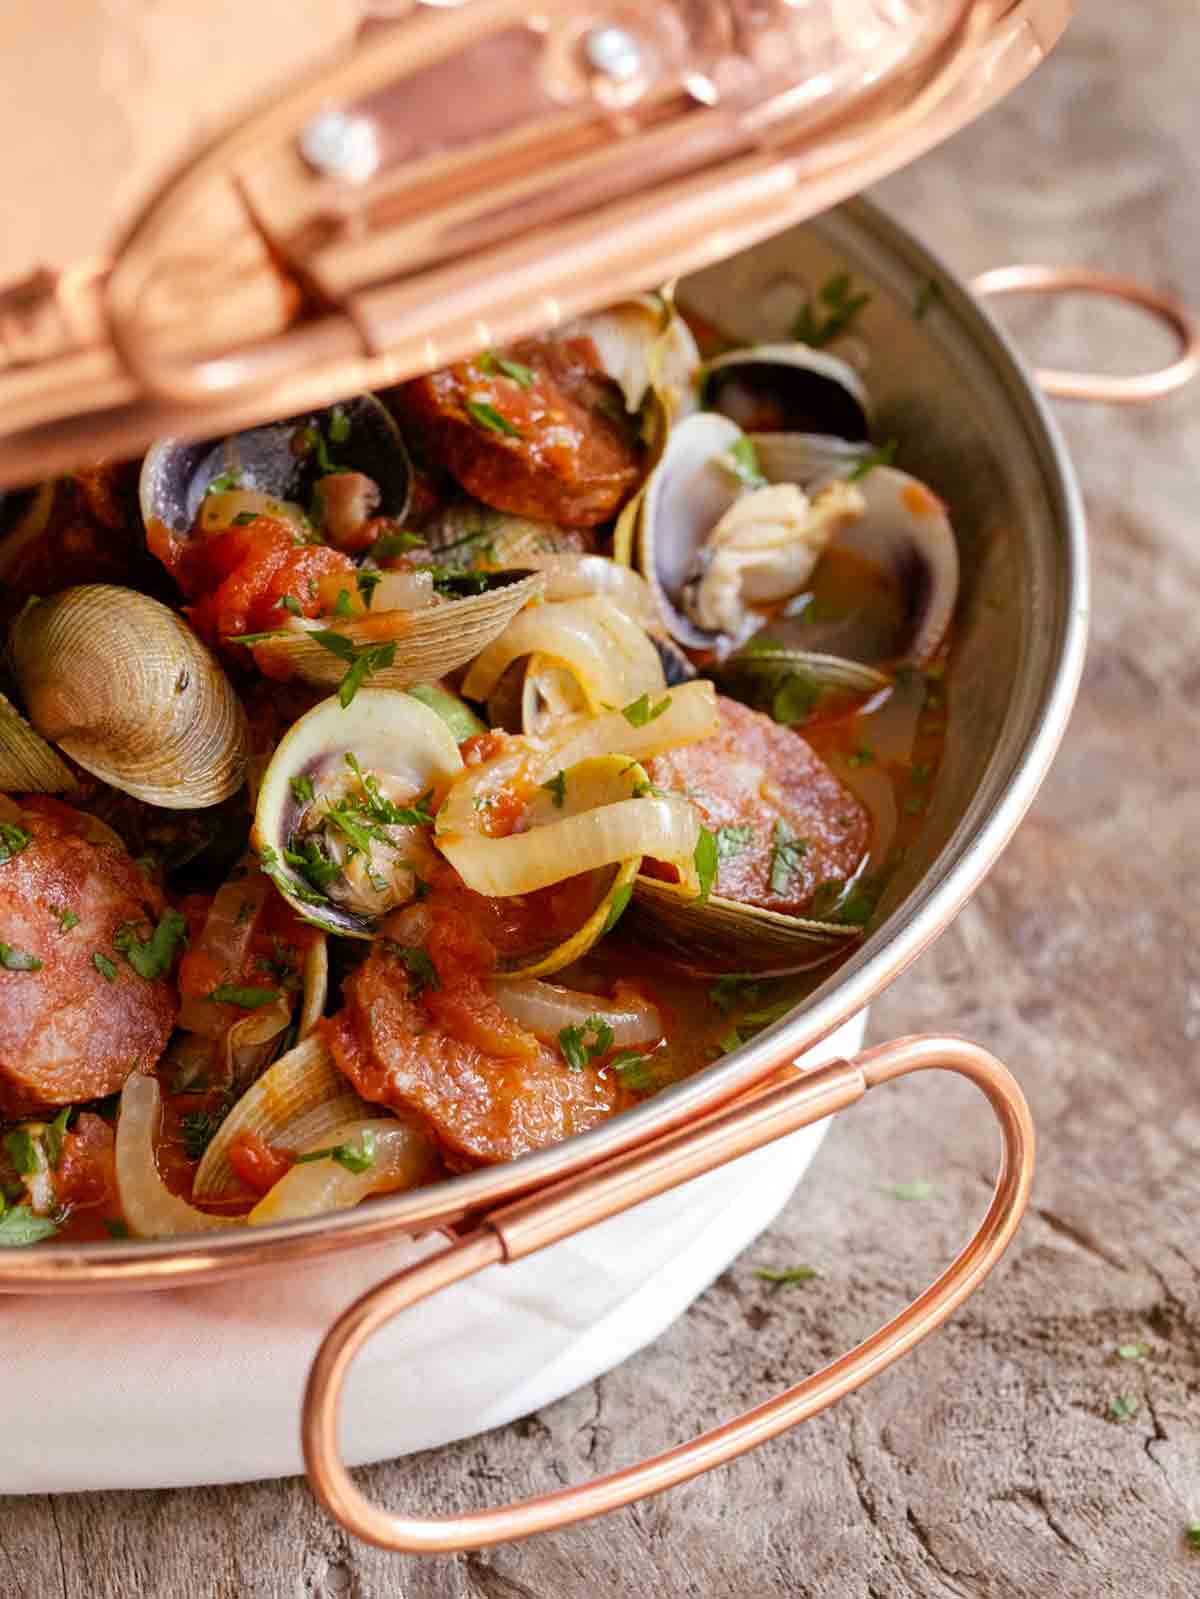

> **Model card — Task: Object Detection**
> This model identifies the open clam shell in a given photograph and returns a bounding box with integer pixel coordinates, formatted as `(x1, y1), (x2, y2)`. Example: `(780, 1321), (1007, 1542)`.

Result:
(140, 394), (411, 544)
(701, 343), (870, 440)
(9, 586), (249, 808)
(252, 687), (464, 938)
(248, 569), (544, 692)
(422, 500), (592, 571)
(750, 431), (872, 488)
(0, 691), (77, 793)
(631, 877), (862, 976)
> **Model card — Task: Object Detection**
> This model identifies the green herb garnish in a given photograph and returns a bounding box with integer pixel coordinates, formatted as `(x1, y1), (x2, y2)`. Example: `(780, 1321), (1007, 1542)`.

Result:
(369, 527), (426, 561)
(465, 398), (523, 438)
(112, 908), (188, 981)
(333, 587), (355, 618)
(558, 1015), (615, 1072)
(717, 435), (768, 490)
(259, 844), (329, 907)
(847, 438), (899, 482)
(311, 631), (398, 708)
(755, 1264), (823, 1287)
(181, 1106), (228, 1163)
(356, 571), (382, 609)
(792, 272), (870, 348)
(478, 351), (536, 389)
(4, 1128), (40, 1176)
(1108, 1394), (1140, 1422)
(768, 822), (809, 896)
(103, 1218), (131, 1240)
(290, 774), (315, 806)
(847, 745), (876, 767)
(43, 1106), (72, 1170)
(0, 1206), (59, 1247)
(714, 824), (753, 860)
(707, 973), (761, 1015)
(382, 941), (440, 995)
(621, 692), (671, 728)
(0, 822), (32, 863)
(693, 825), (718, 903)
(55, 906), (80, 933)
(327, 406), (351, 444)
(771, 671), (821, 727)
(0, 943), (42, 972)
(231, 511), (258, 526)
(295, 1130), (378, 1175)
(600, 883), (633, 935)
(92, 952), (118, 983)
(207, 984), (281, 1010)
(610, 1049), (655, 1091)
(541, 770), (567, 809)
(205, 470), (244, 495)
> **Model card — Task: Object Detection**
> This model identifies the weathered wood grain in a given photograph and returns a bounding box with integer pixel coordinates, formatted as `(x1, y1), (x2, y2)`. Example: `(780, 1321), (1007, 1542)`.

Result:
(3, 2), (1198, 1593)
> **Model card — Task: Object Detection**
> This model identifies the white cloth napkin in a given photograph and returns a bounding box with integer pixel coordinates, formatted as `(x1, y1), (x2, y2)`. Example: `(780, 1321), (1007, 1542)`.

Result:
(2, 1013), (865, 1493)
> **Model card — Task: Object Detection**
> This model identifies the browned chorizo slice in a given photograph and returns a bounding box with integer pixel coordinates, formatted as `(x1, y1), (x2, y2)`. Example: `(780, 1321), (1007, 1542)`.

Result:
(397, 337), (643, 528)
(323, 902), (619, 1165)
(643, 696), (870, 916)
(0, 797), (178, 1115)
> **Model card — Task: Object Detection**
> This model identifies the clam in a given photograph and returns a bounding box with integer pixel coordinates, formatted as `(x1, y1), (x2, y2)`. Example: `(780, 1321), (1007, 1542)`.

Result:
(634, 412), (867, 653)
(701, 343), (870, 441)
(252, 687), (464, 938)
(750, 431), (873, 489)
(714, 464), (959, 712)
(566, 293), (701, 423)
(0, 692), (77, 793)
(630, 876), (862, 976)
(139, 394), (411, 549)
(421, 500), (593, 571)
(246, 568), (545, 693)
(9, 586), (249, 808)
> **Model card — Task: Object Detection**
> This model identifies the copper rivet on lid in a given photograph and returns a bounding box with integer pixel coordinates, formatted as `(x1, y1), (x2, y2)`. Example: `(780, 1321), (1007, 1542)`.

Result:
(583, 24), (643, 82)
(298, 109), (381, 183)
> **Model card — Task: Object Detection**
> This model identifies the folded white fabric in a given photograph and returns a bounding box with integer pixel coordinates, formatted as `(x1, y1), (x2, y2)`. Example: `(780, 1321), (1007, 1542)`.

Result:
(1, 1012), (865, 1493)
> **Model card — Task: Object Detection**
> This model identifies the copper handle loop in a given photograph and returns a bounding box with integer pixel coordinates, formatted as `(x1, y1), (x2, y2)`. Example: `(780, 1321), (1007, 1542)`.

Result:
(302, 1033), (1034, 1553)
(971, 264), (1200, 404)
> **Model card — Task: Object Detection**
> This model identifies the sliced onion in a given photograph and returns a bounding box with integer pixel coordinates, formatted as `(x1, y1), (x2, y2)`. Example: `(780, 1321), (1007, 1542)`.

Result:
(116, 1074), (241, 1237)
(177, 856), (271, 1037)
(316, 568), (435, 616)
(297, 935), (328, 1039)
(248, 1117), (438, 1225)
(490, 978), (663, 1048)
(460, 596), (664, 709)
(527, 555), (662, 633)
(197, 489), (309, 539)
(546, 679), (719, 773)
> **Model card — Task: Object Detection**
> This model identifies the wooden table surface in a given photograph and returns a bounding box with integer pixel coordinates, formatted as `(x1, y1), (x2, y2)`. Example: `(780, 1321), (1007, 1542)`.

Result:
(5, 3), (1198, 1594)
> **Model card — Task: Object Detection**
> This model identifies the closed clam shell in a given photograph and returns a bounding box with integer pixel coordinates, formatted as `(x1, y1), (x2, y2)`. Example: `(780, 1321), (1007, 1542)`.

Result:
(193, 1033), (349, 1199)
(0, 691), (77, 792)
(10, 586), (249, 808)
(249, 570), (545, 691)
(631, 877), (861, 977)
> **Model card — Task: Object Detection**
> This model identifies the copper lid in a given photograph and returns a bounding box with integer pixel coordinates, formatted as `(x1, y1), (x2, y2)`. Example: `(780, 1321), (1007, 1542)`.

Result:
(0, 0), (1071, 487)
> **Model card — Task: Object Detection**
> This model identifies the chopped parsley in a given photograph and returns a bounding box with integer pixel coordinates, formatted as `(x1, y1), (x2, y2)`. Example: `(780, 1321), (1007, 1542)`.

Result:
(717, 434), (768, 490)
(631, 777), (669, 800)
(808, 873), (882, 927)
(369, 526), (426, 561)
(0, 822), (32, 863)
(283, 835), (339, 894)
(708, 973), (761, 1015)
(558, 1016), (615, 1072)
(478, 350), (536, 389)
(770, 671), (821, 727)
(0, 1205), (59, 1247)
(43, 1106), (71, 1168)
(465, 398), (523, 439)
(295, 1130), (378, 1174)
(430, 565), (491, 598)
(260, 843), (330, 907)
(103, 1218), (131, 1240)
(205, 470), (244, 495)
(601, 882), (633, 935)
(328, 405), (351, 444)
(913, 277), (946, 320)
(888, 1178), (934, 1201)
(0, 943), (42, 972)
(4, 1128), (40, 1175)
(541, 770), (568, 809)
(356, 571), (382, 609)
(92, 951), (118, 983)
(755, 1264), (823, 1287)
(610, 1049), (655, 1091)
(1115, 1341), (1152, 1362)
(311, 631), (398, 707)
(714, 824), (753, 860)
(231, 511), (258, 526)
(290, 774), (315, 806)
(622, 692), (671, 728)
(112, 908), (188, 981)
(768, 822), (809, 896)
(341, 757), (435, 829)
(382, 940), (439, 995)
(181, 1106), (228, 1163)
(1108, 1393), (1140, 1422)
(847, 438), (899, 482)
(54, 906), (80, 933)
(229, 629), (291, 646)
(693, 825), (718, 904)
(792, 272), (870, 348)
(847, 745), (876, 767)
(333, 587), (355, 618)
(207, 983), (281, 1010)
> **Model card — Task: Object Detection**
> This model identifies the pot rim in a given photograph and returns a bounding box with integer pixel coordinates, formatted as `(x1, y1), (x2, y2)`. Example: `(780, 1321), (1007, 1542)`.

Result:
(2, 194), (1087, 1293)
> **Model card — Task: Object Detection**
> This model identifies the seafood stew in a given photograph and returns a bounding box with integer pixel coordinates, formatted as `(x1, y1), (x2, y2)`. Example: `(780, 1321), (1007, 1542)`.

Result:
(0, 279), (955, 1248)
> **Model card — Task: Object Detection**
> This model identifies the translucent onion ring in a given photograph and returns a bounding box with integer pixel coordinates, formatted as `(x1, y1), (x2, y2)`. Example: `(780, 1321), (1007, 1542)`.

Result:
(460, 596), (664, 710)
(116, 1074), (240, 1237)
(248, 1117), (438, 1225)
(490, 978), (663, 1049)
(546, 679), (719, 774)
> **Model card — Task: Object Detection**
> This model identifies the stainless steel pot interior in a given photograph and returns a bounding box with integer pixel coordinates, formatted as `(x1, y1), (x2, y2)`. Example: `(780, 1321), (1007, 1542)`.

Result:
(2, 195), (1087, 1291)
